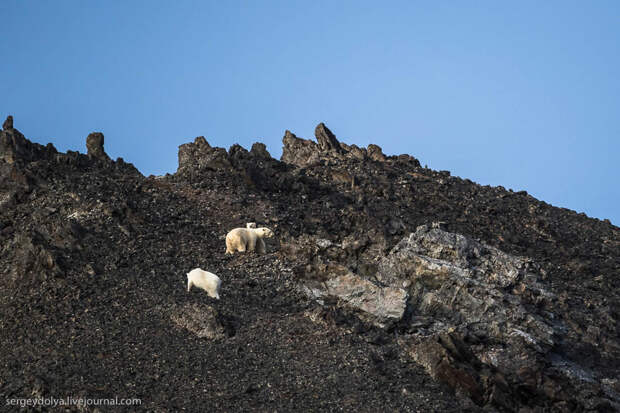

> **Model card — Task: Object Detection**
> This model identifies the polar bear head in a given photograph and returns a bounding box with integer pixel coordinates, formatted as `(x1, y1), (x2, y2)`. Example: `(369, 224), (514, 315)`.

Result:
(256, 227), (274, 238)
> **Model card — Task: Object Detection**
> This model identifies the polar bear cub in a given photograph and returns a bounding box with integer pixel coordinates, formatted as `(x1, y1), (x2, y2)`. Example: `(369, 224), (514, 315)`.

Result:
(187, 268), (221, 299)
(225, 227), (274, 254)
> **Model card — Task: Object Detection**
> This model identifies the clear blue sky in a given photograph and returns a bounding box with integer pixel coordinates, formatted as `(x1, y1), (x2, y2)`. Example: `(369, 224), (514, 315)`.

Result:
(1, 1), (619, 224)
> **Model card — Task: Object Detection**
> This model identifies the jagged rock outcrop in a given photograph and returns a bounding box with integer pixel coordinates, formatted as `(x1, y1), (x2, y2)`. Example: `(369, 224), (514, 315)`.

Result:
(176, 136), (294, 194)
(2, 115), (13, 131)
(250, 142), (271, 159)
(86, 132), (110, 161)
(0, 117), (137, 181)
(315, 122), (344, 154)
(281, 130), (321, 167)
(281, 122), (397, 167)
(367, 144), (387, 162)
(0, 117), (57, 165)
(177, 136), (233, 174)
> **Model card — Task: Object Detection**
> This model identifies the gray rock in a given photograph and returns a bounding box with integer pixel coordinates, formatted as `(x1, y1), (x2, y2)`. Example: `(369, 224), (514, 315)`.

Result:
(304, 269), (408, 328)
(376, 225), (613, 409)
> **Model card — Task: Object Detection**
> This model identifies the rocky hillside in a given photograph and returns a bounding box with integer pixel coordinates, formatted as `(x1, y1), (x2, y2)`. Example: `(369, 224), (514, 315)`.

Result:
(1, 116), (618, 412)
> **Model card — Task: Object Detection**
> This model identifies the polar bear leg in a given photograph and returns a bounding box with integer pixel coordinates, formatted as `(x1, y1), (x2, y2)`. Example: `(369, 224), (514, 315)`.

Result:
(187, 278), (193, 292)
(225, 236), (234, 254)
(257, 238), (266, 254)
(247, 236), (257, 252)
(236, 237), (247, 252)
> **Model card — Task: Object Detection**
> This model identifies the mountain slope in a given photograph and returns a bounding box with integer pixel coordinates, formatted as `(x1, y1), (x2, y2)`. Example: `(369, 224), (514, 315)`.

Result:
(1, 117), (618, 412)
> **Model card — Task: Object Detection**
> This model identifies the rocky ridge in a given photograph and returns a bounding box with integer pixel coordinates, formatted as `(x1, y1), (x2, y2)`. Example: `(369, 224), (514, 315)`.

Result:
(0, 117), (618, 412)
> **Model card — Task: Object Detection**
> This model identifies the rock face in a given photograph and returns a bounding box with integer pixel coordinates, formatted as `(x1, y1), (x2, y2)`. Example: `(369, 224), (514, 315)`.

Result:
(302, 269), (408, 328)
(287, 225), (620, 410)
(380, 226), (558, 408)
(1, 117), (618, 412)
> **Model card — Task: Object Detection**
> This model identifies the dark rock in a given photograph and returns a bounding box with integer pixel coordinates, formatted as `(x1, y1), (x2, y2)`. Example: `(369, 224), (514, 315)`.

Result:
(406, 333), (485, 405)
(347, 144), (366, 160)
(315, 122), (344, 154)
(367, 144), (386, 162)
(2, 115), (13, 130)
(177, 136), (232, 174)
(250, 142), (271, 159)
(170, 303), (225, 339)
(86, 132), (110, 161)
(281, 130), (320, 167)
(0, 124), (55, 164)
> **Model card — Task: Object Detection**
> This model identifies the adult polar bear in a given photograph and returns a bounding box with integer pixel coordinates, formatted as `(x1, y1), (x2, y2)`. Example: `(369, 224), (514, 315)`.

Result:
(187, 268), (221, 299)
(225, 227), (274, 254)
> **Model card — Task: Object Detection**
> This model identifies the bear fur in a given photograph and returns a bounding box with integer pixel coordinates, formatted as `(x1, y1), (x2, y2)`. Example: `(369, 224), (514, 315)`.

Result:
(225, 227), (274, 254)
(187, 268), (221, 299)
(246, 222), (256, 228)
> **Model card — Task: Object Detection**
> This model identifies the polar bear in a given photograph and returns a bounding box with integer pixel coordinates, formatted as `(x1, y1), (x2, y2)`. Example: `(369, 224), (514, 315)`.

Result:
(225, 227), (274, 254)
(187, 268), (221, 299)
(246, 222), (256, 228)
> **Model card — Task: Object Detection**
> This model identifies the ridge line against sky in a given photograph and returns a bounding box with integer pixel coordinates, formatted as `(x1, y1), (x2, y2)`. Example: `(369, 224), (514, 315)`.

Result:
(1, 1), (618, 224)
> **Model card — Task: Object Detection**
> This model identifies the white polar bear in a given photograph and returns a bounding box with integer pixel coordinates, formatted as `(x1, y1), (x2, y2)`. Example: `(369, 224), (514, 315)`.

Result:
(187, 268), (221, 299)
(225, 227), (274, 254)
(246, 222), (256, 228)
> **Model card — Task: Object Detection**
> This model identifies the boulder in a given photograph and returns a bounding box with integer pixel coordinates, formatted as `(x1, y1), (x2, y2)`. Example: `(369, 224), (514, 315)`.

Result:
(170, 303), (225, 339)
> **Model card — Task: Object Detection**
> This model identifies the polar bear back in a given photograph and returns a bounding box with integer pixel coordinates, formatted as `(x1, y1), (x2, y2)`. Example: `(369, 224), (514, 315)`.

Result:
(187, 268), (221, 299)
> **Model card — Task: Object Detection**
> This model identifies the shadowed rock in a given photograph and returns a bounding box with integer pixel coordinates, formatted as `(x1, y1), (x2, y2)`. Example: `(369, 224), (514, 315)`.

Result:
(0, 116), (57, 164)
(2, 115), (13, 131)
(177, 136), (232, 174)
(86, 132), (110, 161)
(250, 142), (272, 159)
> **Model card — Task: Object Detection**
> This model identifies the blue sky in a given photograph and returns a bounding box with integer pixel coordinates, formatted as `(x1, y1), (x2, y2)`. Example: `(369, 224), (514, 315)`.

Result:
(1, 1), (619, 224)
